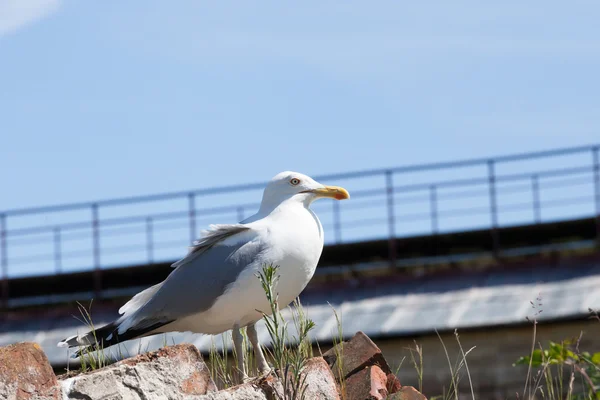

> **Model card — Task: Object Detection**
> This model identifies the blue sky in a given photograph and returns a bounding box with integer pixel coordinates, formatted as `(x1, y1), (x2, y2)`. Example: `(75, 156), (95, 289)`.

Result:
(1, 0), (599, 209)
(1, 1), (599, 276)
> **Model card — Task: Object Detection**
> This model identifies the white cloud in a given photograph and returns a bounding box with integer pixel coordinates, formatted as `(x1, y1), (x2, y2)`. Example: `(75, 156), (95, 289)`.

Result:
(0, 0), (61, 37)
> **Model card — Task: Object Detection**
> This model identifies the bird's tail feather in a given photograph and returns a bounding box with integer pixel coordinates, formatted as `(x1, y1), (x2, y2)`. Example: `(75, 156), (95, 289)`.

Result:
(58, 319), (172, 358)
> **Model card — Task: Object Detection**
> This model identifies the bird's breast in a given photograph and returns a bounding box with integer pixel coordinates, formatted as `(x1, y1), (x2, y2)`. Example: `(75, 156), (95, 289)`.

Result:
(268, 209), (323, 262)
(263, 210), (323, 296)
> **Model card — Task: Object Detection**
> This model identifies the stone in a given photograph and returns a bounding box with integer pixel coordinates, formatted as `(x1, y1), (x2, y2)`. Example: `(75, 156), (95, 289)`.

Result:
(256, 374), (284, 400)
(54, 343), (342, 400)
(195, 382), (270, 399)
(0, 342), (60, 400)
(197, 357), (339, 400)
(299, 357), (340, 400)
(60, 344), (216, 400)
(323, 331), (392, 382)
(344, 365), (388, 400)
(386, 386), (428, 400)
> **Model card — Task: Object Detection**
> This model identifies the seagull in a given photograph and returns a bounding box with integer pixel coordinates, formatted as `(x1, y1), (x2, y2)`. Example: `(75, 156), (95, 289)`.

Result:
(58, 171), (349, 380)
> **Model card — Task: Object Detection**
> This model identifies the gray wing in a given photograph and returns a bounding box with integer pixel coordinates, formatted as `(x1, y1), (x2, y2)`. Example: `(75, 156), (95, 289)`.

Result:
(118, 226), (264, 332)
(171, 224), (251, 269)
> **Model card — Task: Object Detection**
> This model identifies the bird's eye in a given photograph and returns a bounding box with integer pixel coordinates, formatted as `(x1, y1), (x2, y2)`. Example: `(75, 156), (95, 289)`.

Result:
(290, 178), (301, 186)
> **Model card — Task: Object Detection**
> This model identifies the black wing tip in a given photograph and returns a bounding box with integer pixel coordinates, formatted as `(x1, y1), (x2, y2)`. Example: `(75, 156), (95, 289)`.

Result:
(57, 321), (120, 350)
(57, 320), (173, 358)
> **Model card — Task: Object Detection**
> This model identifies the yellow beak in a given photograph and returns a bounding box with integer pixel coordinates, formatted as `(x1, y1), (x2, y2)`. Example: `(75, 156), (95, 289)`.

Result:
(304, 185), (350, 200)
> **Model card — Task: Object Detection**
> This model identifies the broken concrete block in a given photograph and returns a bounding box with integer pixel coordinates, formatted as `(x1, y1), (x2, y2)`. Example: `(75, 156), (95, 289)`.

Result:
(299, 357), (340, 400)
(60, 344), (216, 400)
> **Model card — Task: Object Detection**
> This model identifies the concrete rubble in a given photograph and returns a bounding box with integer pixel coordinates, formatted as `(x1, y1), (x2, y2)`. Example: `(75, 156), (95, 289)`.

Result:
(0, 331), (427, 400)
(59, 344), (215, 400)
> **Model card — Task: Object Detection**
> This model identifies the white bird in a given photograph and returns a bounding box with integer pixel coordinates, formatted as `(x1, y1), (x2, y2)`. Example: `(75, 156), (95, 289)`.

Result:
(58, 171), (349, 380)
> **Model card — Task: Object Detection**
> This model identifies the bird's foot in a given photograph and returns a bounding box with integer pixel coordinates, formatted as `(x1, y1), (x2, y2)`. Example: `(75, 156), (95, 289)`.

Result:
(240, 368), (272, 384)
(236, 368), (249, 385)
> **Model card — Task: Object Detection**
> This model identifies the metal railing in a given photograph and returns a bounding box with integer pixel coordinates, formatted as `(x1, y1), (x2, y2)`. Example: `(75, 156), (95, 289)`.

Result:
(1, 144), (599, 303)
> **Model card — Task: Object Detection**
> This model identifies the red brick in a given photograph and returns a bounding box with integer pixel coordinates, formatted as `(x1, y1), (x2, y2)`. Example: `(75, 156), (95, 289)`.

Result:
(387, 386), (428, 400)
(386, 373), (402, 394)
(344, 365), (388, 400)
(0, 342), (60, 400)
(323, 331), (392, 382)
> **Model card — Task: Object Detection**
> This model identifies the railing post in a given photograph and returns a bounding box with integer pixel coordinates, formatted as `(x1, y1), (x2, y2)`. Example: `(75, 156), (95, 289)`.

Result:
(593, 146), (600, 245)
(188, 193), (196, 243)
(333, 201), (342, 244)
(385, 170), (397, 268)
(146, 217), (154, 264)
(237, 207), (245, 223)
(429, 185), (438, 234)
(531, 174), (541, 224)
(91, 203), (101, 298)
(487, 160), (500, 257)
(0, 214), (8, 307)
(54, 227), (62, 274)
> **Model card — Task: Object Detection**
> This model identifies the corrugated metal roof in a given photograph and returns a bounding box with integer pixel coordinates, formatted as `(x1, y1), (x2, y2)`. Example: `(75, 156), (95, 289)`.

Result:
(1, 261), (599, 367)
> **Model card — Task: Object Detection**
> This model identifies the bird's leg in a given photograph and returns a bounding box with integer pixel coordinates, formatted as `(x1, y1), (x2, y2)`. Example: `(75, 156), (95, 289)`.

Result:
(232, 324), (248, 383)
(247, 322), (271, 375)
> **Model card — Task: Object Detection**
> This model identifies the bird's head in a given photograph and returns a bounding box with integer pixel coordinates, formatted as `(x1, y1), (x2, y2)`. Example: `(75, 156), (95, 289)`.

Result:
(259, 171), (350, 211)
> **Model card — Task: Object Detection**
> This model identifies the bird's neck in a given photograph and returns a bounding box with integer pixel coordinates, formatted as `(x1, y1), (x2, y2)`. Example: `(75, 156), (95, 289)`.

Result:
(244, 197), (323, 241)
(258, 195), (313, 216)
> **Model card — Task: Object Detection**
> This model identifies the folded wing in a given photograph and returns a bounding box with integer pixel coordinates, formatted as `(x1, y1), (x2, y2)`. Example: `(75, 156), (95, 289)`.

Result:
(58, 223), (263, 353)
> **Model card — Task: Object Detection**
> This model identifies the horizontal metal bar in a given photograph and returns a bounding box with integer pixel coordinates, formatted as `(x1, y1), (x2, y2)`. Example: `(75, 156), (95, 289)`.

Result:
(393, 176), (489, 193)
(343, 188), (386, 198)
(338, 198), (387, 211)
(5, 201), (264, 237)
(316, 144), (597, 182)
(498, 202), (537, 213)
(98, 243), (147, 256)
(394, 193), (430, 205)
(537, 195), (593, 209)
(3, 144), (596, 217)
(7, 221), (92, 237)
(1, 183), (266, 217)
(495, 165), (591, 183)
(541, 176), (594, 190)
(395, 211), (435, 223)
(340, 217), (389, 229)
(151, 240), (190, 250)
(440, 205), (492, 219)
(100, 211), (187, 227)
